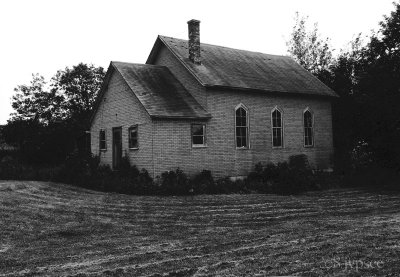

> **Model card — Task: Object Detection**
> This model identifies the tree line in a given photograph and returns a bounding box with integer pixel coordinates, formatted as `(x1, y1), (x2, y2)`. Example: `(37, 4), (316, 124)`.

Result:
(287, 3), (400, 171)
(1, 64), (105, 163)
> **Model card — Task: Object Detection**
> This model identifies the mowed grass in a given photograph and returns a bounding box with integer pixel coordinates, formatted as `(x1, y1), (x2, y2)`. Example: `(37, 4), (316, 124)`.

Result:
(1, 181), (400, 277)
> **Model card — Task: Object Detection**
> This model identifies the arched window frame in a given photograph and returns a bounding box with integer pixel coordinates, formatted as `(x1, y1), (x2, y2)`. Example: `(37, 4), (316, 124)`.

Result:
(303, 108), (314, 147)
(235, 103), (250, 149)
(271, 106), (284, 148)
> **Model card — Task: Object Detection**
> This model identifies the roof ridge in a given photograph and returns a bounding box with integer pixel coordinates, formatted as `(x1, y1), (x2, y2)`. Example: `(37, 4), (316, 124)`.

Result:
(111, 61), (167, 68)
(158, 35), (290, 58)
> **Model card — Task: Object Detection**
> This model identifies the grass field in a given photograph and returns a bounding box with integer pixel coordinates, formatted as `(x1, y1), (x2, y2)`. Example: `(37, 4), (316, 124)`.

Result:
(1, 181), (400, 276)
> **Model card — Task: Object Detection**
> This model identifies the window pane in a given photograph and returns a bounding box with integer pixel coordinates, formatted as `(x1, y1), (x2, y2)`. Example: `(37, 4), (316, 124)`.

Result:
(241, 116), (247, 126)
(236, 126), (242, 137)
(304, 111), (312, 127)
(305, 127), (313, 146)
(192, 124), (203, 136)
(272, 110), (282, 127)
(130, 139), (138, 148)
(273, 127), (282, 147)
(236, 108), (241, 117)
(193, 136), (204, 145)
(236, 126), (248, 147)
(129, 126), (138, 148)
(236, 136), (242, 147)
(242, 136), (247, 147)
(99, 130), (106, 150)
(277, 130), (282, 145)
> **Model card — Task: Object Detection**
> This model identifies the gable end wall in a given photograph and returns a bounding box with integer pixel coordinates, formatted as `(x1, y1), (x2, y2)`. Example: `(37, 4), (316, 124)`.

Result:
(90, 70), (154, 174)
(150, 44), (208, 110)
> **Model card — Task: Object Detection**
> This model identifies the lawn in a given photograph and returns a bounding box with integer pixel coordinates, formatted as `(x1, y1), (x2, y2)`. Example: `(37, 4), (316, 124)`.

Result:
(0, 181), (399, 276)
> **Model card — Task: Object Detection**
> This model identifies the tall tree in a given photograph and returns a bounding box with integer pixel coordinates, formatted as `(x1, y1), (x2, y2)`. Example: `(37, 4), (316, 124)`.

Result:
(351, 2), (400, 168)
(6, 63), (105, 163)
(51, 63), (105, 124)
(327, 1), (400, 170)
(10, 74), (65, 124)
(10, 63), (105, 125)
(286, 12), (333, 80)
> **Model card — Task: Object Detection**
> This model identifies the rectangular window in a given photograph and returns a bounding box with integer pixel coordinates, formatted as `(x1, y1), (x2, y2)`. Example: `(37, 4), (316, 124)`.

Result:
(191, 124), (206, 147)
(128, 125), (138, 149)
(99, 129), (106, 150)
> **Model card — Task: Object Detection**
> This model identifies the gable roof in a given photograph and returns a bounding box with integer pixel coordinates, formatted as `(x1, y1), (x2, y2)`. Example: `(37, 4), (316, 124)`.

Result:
(90, 62), (211, 125)
(147, 36), (338, 98)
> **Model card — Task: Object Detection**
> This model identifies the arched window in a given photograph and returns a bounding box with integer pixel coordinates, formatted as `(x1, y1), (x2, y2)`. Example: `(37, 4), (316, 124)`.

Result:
(272, 108), (283, 147)
(235, 105), (249, 148)
(304, 109), (314, 147)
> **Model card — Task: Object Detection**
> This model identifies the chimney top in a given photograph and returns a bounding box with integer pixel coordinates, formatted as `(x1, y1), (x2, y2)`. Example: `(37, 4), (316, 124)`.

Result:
(187, 19), (201, 65)
(187, 19), (200, 24)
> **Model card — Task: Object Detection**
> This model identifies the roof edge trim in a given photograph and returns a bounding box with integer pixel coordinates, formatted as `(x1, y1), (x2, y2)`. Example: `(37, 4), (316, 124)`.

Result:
(205, 84), (339, 98)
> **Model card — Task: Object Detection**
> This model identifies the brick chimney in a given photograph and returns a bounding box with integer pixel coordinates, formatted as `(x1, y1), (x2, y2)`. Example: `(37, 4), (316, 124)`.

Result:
(187, 19), (201, 64)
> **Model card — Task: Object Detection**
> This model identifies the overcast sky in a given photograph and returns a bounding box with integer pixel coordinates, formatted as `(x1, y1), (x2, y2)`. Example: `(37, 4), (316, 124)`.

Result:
(0, 0), (395, 124)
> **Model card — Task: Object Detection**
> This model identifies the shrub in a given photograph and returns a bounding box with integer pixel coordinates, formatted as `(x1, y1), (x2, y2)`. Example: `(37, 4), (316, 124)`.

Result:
(246, 162), (278, 193)
(350, 140), (373, 170)
(54, 152), (155, 195)
(0, 154), (62, 181)
(246, 155), (317, 195)
(159, 168), (190, 195)
(1, 150), (325, 196)
(214, 177), (249, 194)
(134, 169), (154, 195)
(289, 154), (311, 171)
(190, 170), (215, 194)
(55, 151), (95, 186)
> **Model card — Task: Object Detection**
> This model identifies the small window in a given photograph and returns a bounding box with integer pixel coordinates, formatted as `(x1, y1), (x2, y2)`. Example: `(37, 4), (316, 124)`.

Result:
(235, 105), (249, 148)
(272, 108), (283, 147)
(304, 110), (314, 147)
(128, 125), (138, 149)
(191, 124), (206, 147)
(99, 129), (106, 151)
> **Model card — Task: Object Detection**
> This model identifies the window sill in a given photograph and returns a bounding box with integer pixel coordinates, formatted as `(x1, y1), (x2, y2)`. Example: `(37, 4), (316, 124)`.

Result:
(192, 145), (207, 148)
(304, 145), (314, 148)
(272, 146), (284, 149)
(236, 147), (250, 150)
(100, 149), (107, 152)
(129, 147), (139, 150)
